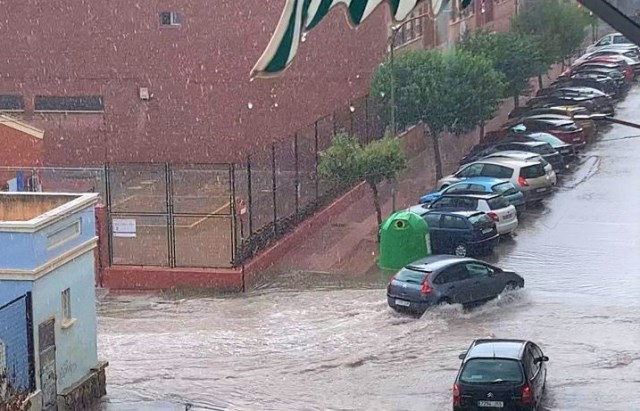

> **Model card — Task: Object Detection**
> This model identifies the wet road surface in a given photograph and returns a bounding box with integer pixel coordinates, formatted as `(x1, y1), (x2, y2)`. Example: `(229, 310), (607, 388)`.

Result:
(98, 87), (640, 411)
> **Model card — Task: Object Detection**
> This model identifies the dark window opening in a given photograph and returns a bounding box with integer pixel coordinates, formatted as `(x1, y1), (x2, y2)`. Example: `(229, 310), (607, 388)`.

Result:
(160, 12), (181, 26)
(35, 96), (104, 112)
(0, 95), (24, 111)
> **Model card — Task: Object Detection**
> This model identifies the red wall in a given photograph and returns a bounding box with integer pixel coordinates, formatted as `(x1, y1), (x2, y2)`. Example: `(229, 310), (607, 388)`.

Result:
(0, 0), (390, 166)
(0, 125), (43, 168)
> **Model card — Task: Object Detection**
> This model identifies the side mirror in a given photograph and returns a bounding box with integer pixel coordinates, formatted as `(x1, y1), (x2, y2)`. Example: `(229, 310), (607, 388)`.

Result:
(542, 355), (549, 362)
(534, 356), (549, 364)
(458, 353), (466, 360)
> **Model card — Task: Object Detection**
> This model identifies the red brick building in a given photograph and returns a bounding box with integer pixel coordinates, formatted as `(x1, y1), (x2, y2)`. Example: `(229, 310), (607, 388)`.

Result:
(0, 1), (516, 167)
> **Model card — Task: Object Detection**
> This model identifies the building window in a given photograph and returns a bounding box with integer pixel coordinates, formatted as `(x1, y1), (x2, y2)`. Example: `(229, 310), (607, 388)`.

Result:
(0, 339), (6, 375)
(61, 288), (75, 328)
(0, 95), (24, 112)
(160, 12), (181, 26)
(34, 96), (104, 113)
(452, 0), (475, 21)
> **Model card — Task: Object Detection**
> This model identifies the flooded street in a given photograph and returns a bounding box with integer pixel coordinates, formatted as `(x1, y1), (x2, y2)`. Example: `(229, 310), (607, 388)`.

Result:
(98, 88), (640, 411)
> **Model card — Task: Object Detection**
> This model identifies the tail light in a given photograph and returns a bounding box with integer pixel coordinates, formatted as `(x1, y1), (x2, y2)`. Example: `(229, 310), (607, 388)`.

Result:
(518, 176), (529, 187)
(421, 279), (432, 295)
(521, 384), (534, 405)
(453, 383), (461, 406)
(487, 212), (499, 222)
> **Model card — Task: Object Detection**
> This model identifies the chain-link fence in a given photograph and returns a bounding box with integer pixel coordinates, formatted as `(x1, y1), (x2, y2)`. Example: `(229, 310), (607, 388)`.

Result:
(234, 94), (386, 264)
(1, 94), (385, 270)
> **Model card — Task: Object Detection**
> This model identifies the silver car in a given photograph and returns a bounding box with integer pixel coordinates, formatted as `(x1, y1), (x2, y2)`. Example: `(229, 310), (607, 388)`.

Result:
(437, 158), (553, 204)
(482, 150), (557, 186)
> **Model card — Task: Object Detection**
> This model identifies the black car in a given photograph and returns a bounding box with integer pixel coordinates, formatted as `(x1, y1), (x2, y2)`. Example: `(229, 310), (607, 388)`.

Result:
(551, 76), (619, 98)
(506, 133), (576, 164)
(386, 256), (524, 313)
(418, 210), (500, 257)
(454, 339), (549, 411)
(572, 67), (627, 88)
(460, 141), (564, 173)
(527, 90), (615, 116)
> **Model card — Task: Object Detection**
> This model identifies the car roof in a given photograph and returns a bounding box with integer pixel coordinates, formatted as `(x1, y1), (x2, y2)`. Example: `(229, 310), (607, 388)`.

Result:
(485, 151), (541, 160)
(473, 157), (540, 167)
(405, 255), (475, 272)
(525, 118), (574, 126)
(440, 193), (499, 200)
(455, 177), (510, 187)
(465, 339), (529, 361)
(424, 210), (484, 218)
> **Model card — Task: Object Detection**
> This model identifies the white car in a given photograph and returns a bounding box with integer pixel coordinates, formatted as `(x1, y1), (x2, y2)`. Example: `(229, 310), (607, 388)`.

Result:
(482, 150), (557, 186)
(410, 193), (518, 235)
(586, 33), (633, 53)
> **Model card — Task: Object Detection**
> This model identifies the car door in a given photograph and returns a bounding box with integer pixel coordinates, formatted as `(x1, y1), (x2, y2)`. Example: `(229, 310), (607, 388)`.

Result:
(530, 343), (547, 402)
(440, 215), (468, 252)
(434, 264), (474, 304)
(464, 262), (501, 301)
(430, 197), (459, 211)
(456, 163), (484, 180)
(443, 183), (472, 195)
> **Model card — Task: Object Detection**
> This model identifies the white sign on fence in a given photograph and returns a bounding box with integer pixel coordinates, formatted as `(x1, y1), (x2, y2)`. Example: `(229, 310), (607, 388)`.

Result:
(112, 219), (137, 238)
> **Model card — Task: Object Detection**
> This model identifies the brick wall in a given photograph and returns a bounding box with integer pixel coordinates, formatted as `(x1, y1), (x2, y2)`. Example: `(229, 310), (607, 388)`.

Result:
(0, 294), (32, 391)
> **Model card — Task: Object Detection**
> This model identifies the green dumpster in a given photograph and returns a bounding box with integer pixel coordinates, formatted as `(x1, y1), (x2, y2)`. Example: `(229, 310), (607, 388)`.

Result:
(378, 210), (431, 271)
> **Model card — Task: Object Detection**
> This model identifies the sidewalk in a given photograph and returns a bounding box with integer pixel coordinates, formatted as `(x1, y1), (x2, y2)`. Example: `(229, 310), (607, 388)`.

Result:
(266, 65), (564, 280)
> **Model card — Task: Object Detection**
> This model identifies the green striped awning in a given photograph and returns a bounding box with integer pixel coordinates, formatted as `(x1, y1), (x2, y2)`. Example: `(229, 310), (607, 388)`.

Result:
(251, 0), (431, 79)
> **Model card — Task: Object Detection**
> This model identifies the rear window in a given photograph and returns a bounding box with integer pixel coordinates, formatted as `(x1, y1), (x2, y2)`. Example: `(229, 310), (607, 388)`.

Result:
(520, 164), (545, 179)
(531, 144), (556, 155)
(487, 196), (510, 210)
(395, 268), (428, 283)
(469, 213), (493, 227)
(460, 359), (524, 384)
(493, 182), (518, 196)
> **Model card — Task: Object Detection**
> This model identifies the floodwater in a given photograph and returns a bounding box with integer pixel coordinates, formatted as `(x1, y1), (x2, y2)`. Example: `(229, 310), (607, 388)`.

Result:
(98, 88), (640, 411)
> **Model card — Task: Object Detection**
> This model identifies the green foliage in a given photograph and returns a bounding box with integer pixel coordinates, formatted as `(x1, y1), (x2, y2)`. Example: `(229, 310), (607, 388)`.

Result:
(458, 30), (545, 100)
(318, 134), (407, 187)
(370, 49), (505, 135)
(512, 0), (591, 64)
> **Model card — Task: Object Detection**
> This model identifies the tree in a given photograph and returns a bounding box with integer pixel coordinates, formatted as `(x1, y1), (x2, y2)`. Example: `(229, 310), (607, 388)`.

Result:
(459, 30), (545, 107)
(0, 374), (31, 411)
(318, 134), (406, 228)
(370, 49), (505, 179)
(512, 0), (592, 85)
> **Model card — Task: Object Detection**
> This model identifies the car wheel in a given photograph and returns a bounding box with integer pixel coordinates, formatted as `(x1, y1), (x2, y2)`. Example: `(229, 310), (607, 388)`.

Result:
(454, 244), (468, 257)
(437, 297), (452, 306)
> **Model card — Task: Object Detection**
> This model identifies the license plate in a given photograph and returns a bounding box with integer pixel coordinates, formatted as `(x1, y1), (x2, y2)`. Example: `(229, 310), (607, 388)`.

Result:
(482, 228), (492, 234)
(395, 299), (410, 307)
(478, 400), (504, 408)
(536, 188), (547, 193)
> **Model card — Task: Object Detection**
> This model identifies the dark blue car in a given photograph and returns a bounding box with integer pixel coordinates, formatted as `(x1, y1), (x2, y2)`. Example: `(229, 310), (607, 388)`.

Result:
(419, 177), (526, 215)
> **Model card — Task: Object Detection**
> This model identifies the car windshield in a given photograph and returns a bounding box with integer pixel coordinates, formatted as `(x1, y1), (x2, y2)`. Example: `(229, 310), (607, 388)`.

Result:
(487, 196), (510, 210)
(557, 122), (579, 131)
(493, 182), (518, 197)
(520, 164), (546, 178)
(460, 359), (524, 384)
(394, 268), (428, 283)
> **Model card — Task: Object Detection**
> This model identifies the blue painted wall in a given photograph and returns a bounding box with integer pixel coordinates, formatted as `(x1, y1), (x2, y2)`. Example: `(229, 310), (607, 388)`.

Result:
(0, 206), (95, 271)
(0, 294), (31, 390)
(0, 281), (32, 306)
(31, 250), (97, 393)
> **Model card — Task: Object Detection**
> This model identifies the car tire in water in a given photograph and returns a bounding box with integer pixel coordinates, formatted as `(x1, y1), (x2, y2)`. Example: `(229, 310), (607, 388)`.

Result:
(454, 244), (468, 257)
(437, 297), (452, 306)
(503, 281), (519, 293)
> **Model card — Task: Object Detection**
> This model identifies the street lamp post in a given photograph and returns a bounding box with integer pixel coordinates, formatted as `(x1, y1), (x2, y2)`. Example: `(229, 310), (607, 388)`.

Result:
(388, 12), (432, 136)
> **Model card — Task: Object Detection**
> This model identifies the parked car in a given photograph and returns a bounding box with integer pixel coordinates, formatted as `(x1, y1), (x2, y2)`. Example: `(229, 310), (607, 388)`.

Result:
(482, 151), (558, 184)
(571, 66), (627, 88)
(573, 48), (640, 70)
(586, 55), (639, 76)
(437, 158), (553, 204)
(454, 339), (548, 411)
(572, 60), (634, 82)
(418, 177), (526, 214)
(527, 93), (614, 117)
(507, 105), (599, 141)
(418, 210), (499, 257)
(586, 32), (632, 53)
(387, 256), (524, 313)
(507, 132), (576, 163)
(510, 113), (597, 144)
(460, 141), (564, 174)
(550, 75), (620, 98)
(423, 193), (518, 236)
(509, 118), (587, 147)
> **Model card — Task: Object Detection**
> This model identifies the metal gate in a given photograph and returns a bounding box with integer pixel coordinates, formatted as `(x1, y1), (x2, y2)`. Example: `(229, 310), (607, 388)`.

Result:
(106, 163), (236, 268)
(38, 318), (57, 411)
